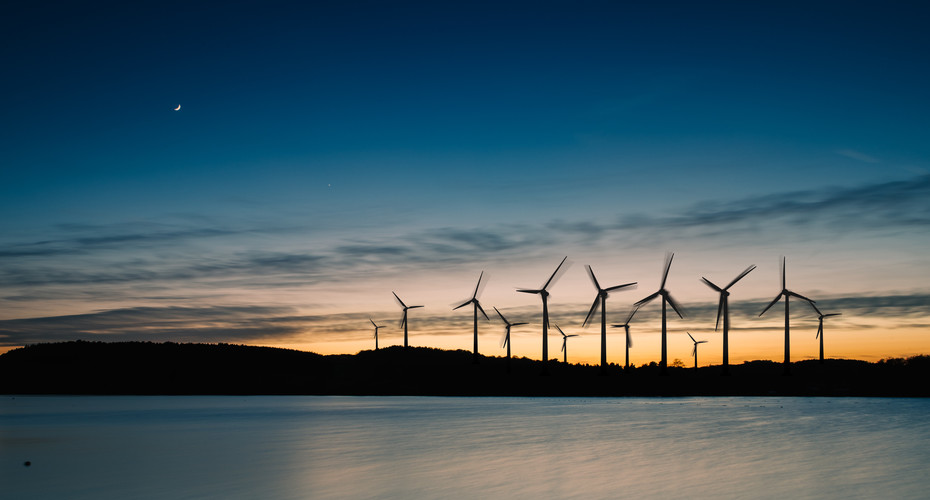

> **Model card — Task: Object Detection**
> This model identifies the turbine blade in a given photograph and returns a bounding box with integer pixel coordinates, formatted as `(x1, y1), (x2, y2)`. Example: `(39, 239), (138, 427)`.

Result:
(582, 296), (600, 327)
(660, 253), (674, 289)
(370, 317), (377, 327)
(555, 324), (565, 336)
(715, 296), (724, 331)
(453, 300), (471, 310)
(759, 294), (783, 317)
(725, 265), (756, 290)
(781, 257), (786, 290)
(605, 282), (637, 292)
(501, 331), (509, 348)
(688, 332), (696, 343)
(816, 324), (822, 339)
(476, 301), (489, 321)
(409, 305), (424, 309)
(824, 313), (841, 318)
(701, 277), (722, 292)
(516, 289), (541, 294)
(627, 329), (633, 348)
(789, 291), (815, 303)
(512, 322), (528, 326)
(561, 340), (566, 352)
(626, 305), (640, 324)
(472, 271), (484, 299)
(392, 291), (407, 308)
(808, 300), (822, 316)
(634, 292), (660, 306)
(542, 256), (570, 291)
(585, 264), (601, 291)
(666, 293), (685, 319)
(494, 306), (509, 325)
(398, 313), (406, 328)
(698, 341), (707, 344)
(692, 346), (696, 357)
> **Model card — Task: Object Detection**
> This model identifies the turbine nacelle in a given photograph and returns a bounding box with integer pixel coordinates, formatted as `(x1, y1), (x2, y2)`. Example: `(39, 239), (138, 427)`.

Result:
(701, 265), (755, 331)
(582, 264), (636, 328)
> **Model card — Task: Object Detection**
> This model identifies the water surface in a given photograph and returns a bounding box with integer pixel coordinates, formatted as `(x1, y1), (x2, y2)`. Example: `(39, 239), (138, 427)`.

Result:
(3, 396), (928, 498)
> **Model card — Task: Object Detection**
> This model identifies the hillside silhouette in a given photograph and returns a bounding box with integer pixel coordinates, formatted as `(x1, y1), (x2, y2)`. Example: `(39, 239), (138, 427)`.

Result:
(1, 341), (927, 396)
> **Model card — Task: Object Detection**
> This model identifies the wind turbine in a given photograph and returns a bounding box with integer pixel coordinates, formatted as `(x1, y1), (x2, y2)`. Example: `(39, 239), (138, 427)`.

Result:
(517, 256), (570, 375)
(555, 324), (579, 364)
(611, 305), (640, 370)
(495, 307), (528, 373)
(758, 257), (815, 375)
(582, 264), (636, 374)
(369, 318), (385, 350)
(634, 253), (685, 375)
(453, 271), (490, 364)
(392, 291), (423, 349)
(808, 301), (841, 364)
(687, 332), (708, 371)
(700, 265), (755, 376)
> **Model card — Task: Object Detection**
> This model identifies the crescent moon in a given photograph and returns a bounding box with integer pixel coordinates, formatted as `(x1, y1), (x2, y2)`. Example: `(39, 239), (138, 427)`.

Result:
(174, 104), (181, 111)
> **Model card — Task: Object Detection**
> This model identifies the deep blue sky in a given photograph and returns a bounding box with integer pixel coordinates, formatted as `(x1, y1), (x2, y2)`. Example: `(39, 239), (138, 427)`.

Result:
(2, 1), (929, 361)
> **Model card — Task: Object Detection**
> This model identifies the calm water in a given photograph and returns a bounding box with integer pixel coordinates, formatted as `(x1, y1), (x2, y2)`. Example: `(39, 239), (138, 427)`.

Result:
(2, 396), (929, 499)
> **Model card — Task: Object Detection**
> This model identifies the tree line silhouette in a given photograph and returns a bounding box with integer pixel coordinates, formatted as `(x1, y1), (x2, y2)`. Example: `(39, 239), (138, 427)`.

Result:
(1, 341), (927, 396)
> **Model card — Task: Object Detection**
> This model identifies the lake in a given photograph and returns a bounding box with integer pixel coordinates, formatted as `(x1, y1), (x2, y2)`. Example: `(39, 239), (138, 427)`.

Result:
(2, 396), (929, 499)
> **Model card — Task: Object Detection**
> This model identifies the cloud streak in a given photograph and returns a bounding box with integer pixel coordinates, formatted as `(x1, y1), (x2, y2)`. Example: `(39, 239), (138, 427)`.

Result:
(3, 292), (927, 347)
(1, 176), (928, 293)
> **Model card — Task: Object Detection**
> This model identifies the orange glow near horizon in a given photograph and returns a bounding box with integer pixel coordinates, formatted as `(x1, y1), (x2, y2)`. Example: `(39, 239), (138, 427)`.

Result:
(292, 320), (929, 367)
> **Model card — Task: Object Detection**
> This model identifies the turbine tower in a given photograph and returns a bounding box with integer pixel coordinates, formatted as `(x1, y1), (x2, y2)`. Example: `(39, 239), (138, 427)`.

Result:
(687, 332), (708, 371)
(634, 253), (685, 375)
(453, 271), (490, 364)
(555, 324), (579, 364)
(369, 317), (385, 350)
(808, 301), (841, 364)
(517, 256), (570, 375)
(392, 291), (423, 349)
(582, 264), (636, 374)
(611, 305), (640, 370)
(495, 307), (527, 373)
(758, 257), (814, 375)
(700, 265), (755, 376)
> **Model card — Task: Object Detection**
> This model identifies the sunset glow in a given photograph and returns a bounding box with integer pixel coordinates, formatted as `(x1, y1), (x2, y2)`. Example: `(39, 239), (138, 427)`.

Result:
(1, 2), (928, 367)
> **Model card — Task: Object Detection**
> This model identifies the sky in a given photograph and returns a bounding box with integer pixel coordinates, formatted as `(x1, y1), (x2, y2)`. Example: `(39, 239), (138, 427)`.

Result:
(2, 1), (929, 366)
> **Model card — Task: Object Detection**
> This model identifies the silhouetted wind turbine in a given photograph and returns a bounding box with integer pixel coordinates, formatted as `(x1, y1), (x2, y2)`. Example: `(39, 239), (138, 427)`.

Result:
(393, 291), (423, 349)
(517, 256), (570, 375)
(555, 324), (579, 364)
(453, 271), (490, 364)
(808, 301), (841, 364)
(758, 257), (814, 375)
(611, 305), (640, 370)
(687, 332), (707, 371)
(582, 264), (636, 374)
(369, 318), (385, 350)
(700, 264), (755, 376)
(495, 307), (527, 373)
(634, 253), (685, 375)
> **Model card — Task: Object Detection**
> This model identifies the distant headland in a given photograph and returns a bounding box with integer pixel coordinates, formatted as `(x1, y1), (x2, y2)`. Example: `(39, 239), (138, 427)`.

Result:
(1, 341), (927, 397)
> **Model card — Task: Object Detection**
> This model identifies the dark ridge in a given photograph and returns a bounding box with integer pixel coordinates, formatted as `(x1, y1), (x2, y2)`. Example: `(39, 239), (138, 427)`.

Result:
(1, 340), (928, 396)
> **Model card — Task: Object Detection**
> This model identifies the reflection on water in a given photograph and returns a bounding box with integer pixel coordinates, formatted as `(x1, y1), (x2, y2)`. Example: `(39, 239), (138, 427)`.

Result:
(3, 396), (929, 499)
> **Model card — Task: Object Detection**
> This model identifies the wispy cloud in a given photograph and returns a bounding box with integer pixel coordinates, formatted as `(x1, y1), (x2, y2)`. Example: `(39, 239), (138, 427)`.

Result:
(5, 292), (924, 347)
(1, 176), (927, 292)
(836, 149), (881, 163)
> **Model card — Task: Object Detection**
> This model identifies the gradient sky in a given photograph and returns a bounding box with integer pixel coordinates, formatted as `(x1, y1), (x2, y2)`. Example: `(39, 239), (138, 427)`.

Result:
(2, 1), (929, 365)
